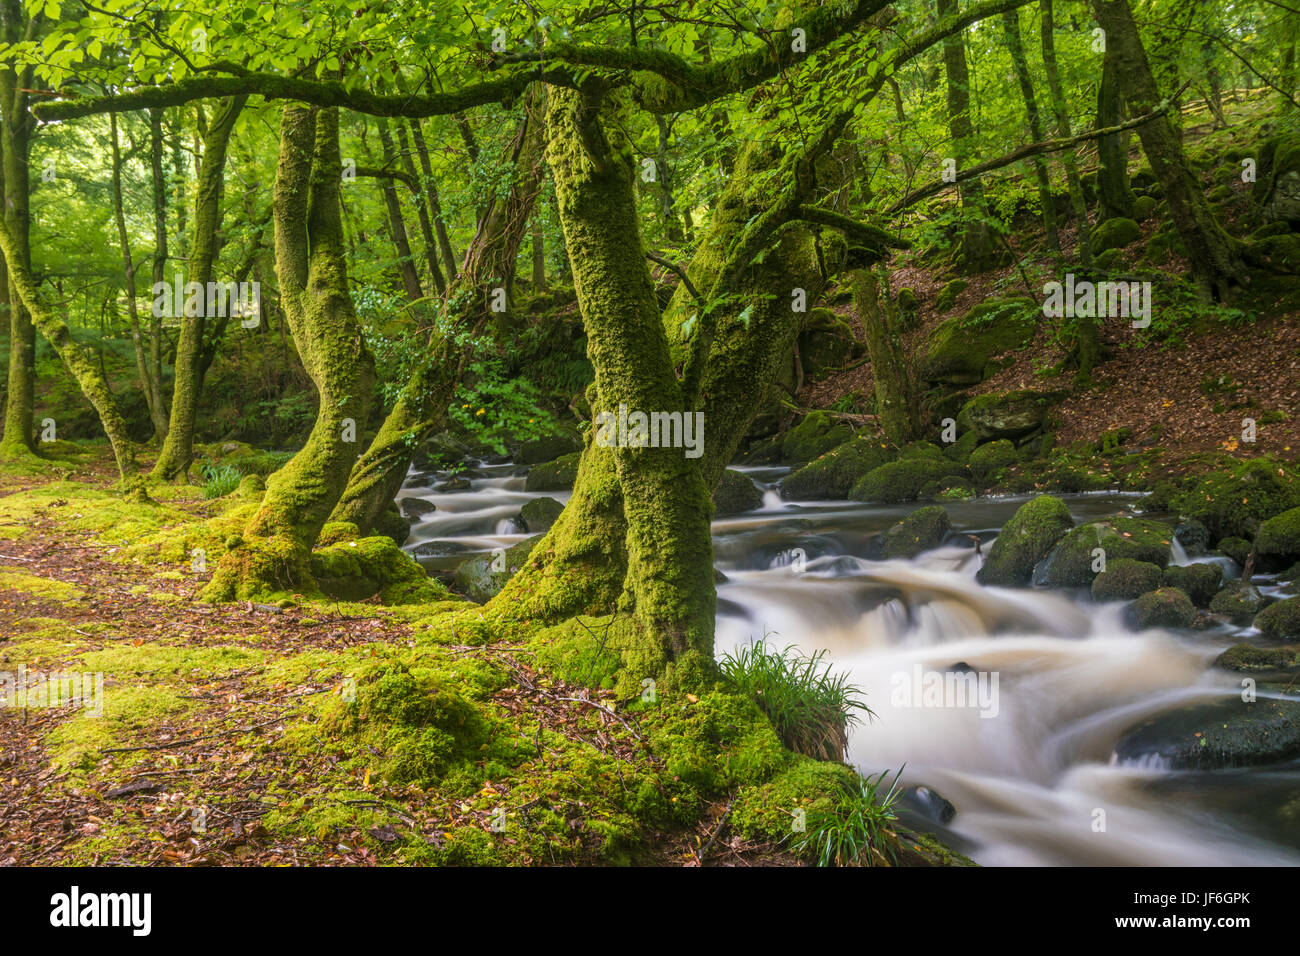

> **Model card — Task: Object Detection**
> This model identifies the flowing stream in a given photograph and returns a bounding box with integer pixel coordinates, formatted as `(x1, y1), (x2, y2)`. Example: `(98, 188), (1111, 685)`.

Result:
(399, 462), (1300, 866)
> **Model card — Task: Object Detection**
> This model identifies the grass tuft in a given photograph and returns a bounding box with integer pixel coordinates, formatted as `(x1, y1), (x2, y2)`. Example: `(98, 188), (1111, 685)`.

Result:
(798, 767), (905, 867)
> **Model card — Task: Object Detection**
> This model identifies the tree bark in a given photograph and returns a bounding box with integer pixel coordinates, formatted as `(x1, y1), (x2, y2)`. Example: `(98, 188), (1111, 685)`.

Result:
(1002, 9), (1060, 253)
(375, 116), (424, 301)
(851, 269), (920, 444)
(1096, 42), (1135, 221)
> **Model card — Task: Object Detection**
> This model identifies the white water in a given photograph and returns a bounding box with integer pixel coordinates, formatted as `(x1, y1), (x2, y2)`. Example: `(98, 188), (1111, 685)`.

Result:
(402, 462), (1300, 866)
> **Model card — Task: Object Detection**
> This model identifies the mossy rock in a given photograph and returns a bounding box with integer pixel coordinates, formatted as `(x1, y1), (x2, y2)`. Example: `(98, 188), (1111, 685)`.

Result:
(968, 439), (1018, 484)
(1215, 643), (1300, 677)
(519, 496), (565, 534)
(780, 436), (895, 500)
(452, 536), (542, 603)
(515, 429), (582, 465)
(897, 440), (946, 461)
(524, 452), (581, 492)
(373, 501), (411, 547)
(960, 390), (1060, 442)
(1209, 581), (1265, 625)
(1171, 458), (1300, 540)
(317, 521), (362, 547)
(935, 278), (968, 312)
(714, 469), (763, 516)
(1112, 693), (1300, 770)
(978, 495), (1074, 587)
(870, 505), (952, 560)
(1172, 519), (1209, 554)
(412, 431), (475, 471)
(1256, 234), (1300, 272)
(1091, 559), (1163, 602)
(1207, 183), (1235, 203)
(943, 429), (979, 463)
(1132, 195), (1158, 223)
(920, 298), (1037, 386)
(1043, 517), (1174, 587)
(1256, 506), (1300, 563)
(1255, 134), (1300, 224)
(1090, 217), (1142, 255)
(1125, 587), (1196, 629)
(798, 313), (860, 380)
(849, 459), (964, 504)
(1160, 562), (1224, 607)
(780, 411), (852, 465)
(1256, 597), (1300, 641)
(895, 287), (920, 331)
(310, 536), (449, 605)
(1216, 536), (1253, 566)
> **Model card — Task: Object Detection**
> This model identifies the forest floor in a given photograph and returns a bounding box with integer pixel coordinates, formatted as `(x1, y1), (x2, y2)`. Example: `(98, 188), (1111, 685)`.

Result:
(0, 449), (805, 867)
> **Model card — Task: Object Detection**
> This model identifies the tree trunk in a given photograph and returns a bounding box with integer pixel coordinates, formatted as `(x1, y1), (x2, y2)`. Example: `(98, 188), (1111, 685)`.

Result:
(391, 117), (446, 295)
(851, 269), (921, 444)
(937, 0), (999, 272)
(376, 117), (424, 301)
(1091, 0), (1243, 299)
(146, 107), (170, 437)
(151, 95), (246, 481)
(1096, 43), (1135, 221)
(205, 105), (376, 601)
(1002, 9), (1060, 253)
(407, 118), (459, 282)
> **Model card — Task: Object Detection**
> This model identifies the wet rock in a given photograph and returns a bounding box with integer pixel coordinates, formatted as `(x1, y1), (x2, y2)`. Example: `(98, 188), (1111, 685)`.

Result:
(781, 437), (894, 500)
(1112, 693), (1300, 770)
(1092, 559), (1163, 602)
(1043, 517), (1174, 587)
(1215, 643), (1300, 679)
(968, 439), (1018, 484)
(1125, 587), (1196, 629)
(399, 498), (437, 520)
(849, 459), (965, 504)
(524, 452), (581, 492)
(714, 469), (763, 516)
(1256, 597), (1300, 641)
(1160, 562), (1223, 607)
(519, 496), (564, 534)
(435, 476), (472, 492)
(900, 785), (957, 826)
(1209, 581), (1265, 625)
(412, 431), (474, 471)
(411, 540), (472, 558)
(1173, 520), (1210, 555)
(452, 536), (542, 603)
(1257, 506), (1300, 565)
(515, 430), (582, 465)
(977, 495), (1074, 587)
(1215, 536), (1253, 567)
(868, 506), (951, 560)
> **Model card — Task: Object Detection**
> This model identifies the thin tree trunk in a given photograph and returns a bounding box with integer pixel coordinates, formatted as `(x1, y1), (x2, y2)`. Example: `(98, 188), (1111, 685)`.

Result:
(391, 117), (446, 295)
(376, 117), (424, 301)
(851, 268), (920, 444)
(1096, 42), (1135, 221)
(1002, 9), (1060, 253)
(147, 107), (169, 433)
(406, 117), (458, 283)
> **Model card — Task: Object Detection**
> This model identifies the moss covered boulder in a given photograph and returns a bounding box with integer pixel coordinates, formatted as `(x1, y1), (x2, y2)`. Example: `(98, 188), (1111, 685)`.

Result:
(921, 298), (1037, 386)
(714, 469), (763, 516)
(781, 437), (894, 500)
(1090, 217), (1142, 255)
(849, 459), (964, 504)
(524, 452), (581, 492)
(1215, 643), (1300, 678)
(1091, 559), (1163, 602)
(1171, 458), (1300, 540)
(798, 308), (861, 379)
(1256, 506), (1300, 564)
(978, 495), (1075, 587)
(1216, 537), (1253, 567)
(870, 506), (952, 560)
(1043, 517), (1174, 587)
(1255, 133), (1300, 225)
(1125, 587), (1196, 629)
(780, 411), (852, 465)
(515, 429), (582, 465)
(453, 536), (542, 603)
(961, 390), (1060, 442)
(519, 496), (565, 534)
(935, 278), (968, 311)
(969, 439), (1018, 484)
(1160, 562), (1224, 607)
(310, 536), (450, 605)
(1256, 597), (1300, 641)
(1209, 581), (1266, 625)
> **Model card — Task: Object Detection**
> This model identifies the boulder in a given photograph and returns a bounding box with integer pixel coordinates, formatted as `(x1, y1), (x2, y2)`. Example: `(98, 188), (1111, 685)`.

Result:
(1171, 458), (1300, 541)
(519, 496), (564, 534)
(1090, 217), (1142, 255)
(781, 411), (852, 465)
(849, 459), (964, 504)
(1209, 581), (1265, 625)
(1215, 643), (1300, 678)
(515, 429), (583, 465)
(1091, 559), (1163, 602)
(968, 439), (1018, 484)
(714, 469), (764, 516)
(1256, 506), (1300, 564)
(453, 536), (542, 603)
(921, 298), (1037, 386)
(1043, 517), (1175, 587)
(781, 437), (894, 500)
(1125, 587), (1196, 629)
(1112, 693), (1300, 770)
(977, 495), (1074, 587)
(960, 390), (1060, 442)
(1255, 134), (1300, 225)
(524, 452), (581, 492)
(869, 506), (952, 560)
(399, 497), (437, 520)
(1256, 597), (1300, 641)
(1160, 562), (1224, 607)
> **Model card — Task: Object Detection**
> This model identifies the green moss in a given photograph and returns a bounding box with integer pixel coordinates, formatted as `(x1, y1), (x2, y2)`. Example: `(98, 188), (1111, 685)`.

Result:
(1044, 517), (1174, 587)
(1160, 563), (1224, 607)
(921, 298), (1037, 385)
(1255, 597), (1300, 641)
(1132, 195), (1158, 222)
(1092, 559), (1163, 601)
(452, 536), (542, 604)
(969, 439), (1018, 484)
(519, 496), (565, 533)
(1126, 587), (1196, 629)
(1172, 458), (1300, 540)
(0, 569), (84, 604)
(1209, 581), (1265, 624)
(1257, 506), (1300, 561)
(781, 436), (894, 500)
(310, 535), (450, 605)
(524, 452), (581, 492)
(47, 685), (192, 773)
(978, 495), (1074, 587)
(713, 469), (763, 516)
(730, 756), (858, 850)
(849, 459), (964, 504)
(934, 278), (968, 311)
(1215, 643), (1300, 674)
(1090, 217), (1142, 254)
(1216, 536), (1253, 566)
(873, 506), (951, 559)
(781, 411), (852, 465)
